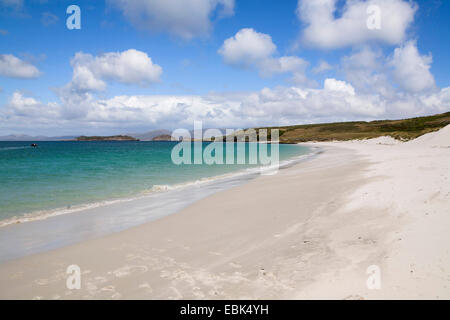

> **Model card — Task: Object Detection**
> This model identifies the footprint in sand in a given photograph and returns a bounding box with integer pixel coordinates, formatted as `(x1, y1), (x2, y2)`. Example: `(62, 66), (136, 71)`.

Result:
(229, 262), (242, 269)
(101, 285), (123, 299)
(111, 292), (122, 299)
(125, 253), (140, 261)
(101, 285), (116, 292)
(110, 265), (149, 278)
(160, 270), (171, 278)
(138, 282), (153, 294)
(93, 276), (108, 284)
(34, 278), (49, 285)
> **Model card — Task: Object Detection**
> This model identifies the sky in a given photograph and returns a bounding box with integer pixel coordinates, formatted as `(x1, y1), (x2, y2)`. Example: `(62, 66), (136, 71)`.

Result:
(0, 0), (449, 136)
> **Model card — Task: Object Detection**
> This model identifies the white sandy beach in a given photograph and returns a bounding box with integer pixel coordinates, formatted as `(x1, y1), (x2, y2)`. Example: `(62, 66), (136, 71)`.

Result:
(0, 126), (449, 300)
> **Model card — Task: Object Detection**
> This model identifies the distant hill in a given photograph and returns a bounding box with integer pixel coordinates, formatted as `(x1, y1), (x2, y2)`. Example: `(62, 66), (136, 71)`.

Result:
(0, 134), (76, 141)
(131, 129), (230, 141)
(152, 134), (173, 141)
(0, 130), (171, 142)
(128, 129), (171, 141)
(76, 135), (139, 141)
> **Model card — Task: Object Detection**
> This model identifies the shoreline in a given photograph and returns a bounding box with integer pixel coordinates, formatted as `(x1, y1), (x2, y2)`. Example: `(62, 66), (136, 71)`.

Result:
(0, 146), (319, 263)
(0, 145), (370, 299)
(0, 127), (449, 299)
(0, 144), (317, 228)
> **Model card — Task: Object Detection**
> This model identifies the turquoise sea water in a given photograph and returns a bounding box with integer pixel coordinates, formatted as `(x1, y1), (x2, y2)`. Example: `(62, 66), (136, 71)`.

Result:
(0, 141), (310, 222)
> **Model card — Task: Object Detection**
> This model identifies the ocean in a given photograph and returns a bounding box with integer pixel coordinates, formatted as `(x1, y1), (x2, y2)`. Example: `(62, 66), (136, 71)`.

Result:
(0, 141), (312, 225)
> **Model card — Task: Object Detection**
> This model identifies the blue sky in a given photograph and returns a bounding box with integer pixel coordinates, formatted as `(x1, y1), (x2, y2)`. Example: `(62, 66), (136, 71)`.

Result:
(0, 0), (449, 135)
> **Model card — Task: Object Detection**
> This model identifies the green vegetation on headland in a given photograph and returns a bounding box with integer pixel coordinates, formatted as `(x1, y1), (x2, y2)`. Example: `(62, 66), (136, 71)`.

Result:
(76, 135), (139, 141)
(249, 111), (450, 143)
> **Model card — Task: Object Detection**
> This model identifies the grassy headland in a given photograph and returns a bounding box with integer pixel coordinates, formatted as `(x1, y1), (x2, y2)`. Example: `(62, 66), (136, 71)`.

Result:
(251, 112), (450, 143)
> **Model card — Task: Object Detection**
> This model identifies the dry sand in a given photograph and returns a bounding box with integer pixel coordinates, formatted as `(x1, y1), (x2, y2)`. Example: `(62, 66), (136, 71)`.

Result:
(0, 126), (449, 299)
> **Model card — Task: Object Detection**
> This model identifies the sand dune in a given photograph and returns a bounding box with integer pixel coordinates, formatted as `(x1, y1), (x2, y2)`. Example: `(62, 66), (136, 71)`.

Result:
(305, 125), (450, 299)
(406, 124), (450, 148)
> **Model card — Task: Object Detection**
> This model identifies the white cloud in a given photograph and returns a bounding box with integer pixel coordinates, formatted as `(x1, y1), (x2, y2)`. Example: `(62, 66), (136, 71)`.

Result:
(341, 46), (392, 96)
(108, 0), (234, 40)
(343, 46), (380, 72)
(296, 0), (417, 49)
(6, 91), (60, 118)
(51, 49), (163, 122)
(313, 60), (332, 74)
(324, 78), (355, 95)
(218, 28), (276, 67)
(218, 28), (310, 85)
(0, 54), (41, 79)
(3, 78), (449, 135)
(66, 49), (163, 92)
(341, 43), (437, 96)
(260, 56), (308, 77)
(71, 84), (450, 126)
(389, 40), (436, 93)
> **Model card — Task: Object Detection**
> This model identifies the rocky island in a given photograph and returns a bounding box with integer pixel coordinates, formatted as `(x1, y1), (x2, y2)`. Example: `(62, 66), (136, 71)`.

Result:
(152, 134), (173, 141)
(76, 135), (139, 141)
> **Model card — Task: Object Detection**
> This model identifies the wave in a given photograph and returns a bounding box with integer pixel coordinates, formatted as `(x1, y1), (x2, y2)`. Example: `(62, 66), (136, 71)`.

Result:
(0, 146), (321, 228)
(0, 146), (30, 151)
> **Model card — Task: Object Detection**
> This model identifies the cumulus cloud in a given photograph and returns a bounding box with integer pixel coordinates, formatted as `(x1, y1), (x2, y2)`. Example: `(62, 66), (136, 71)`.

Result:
(0, 54), (41, 79)
(64, 84), (450, 126)
(389, 40), (436, 93)
(5, 91), (60, 119)
(324, 78), (355, 95)
(218, 28), (311, 85)
(3, 78), (449, 135)
(218, 28), (276, 67)
(51, 49), (163, 121)
(341, 46), (392, 96)
(296, 0), (417, 49)
(108, 0), (234, 40)
(65, 49), (163, 93)
(341, 42), (437, 96)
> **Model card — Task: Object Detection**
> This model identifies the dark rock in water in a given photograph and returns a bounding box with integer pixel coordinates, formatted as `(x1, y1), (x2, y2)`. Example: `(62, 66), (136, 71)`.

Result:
(31, 143), (38, 147)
